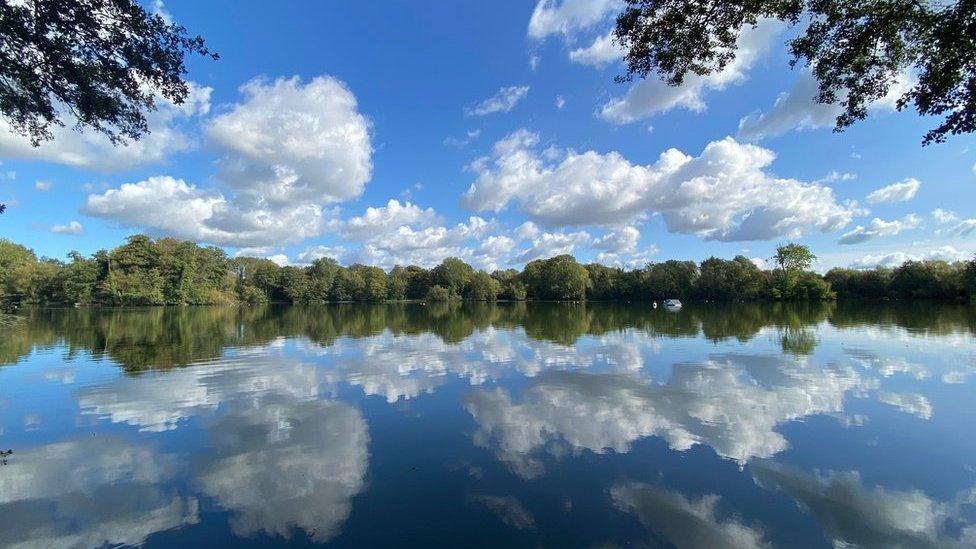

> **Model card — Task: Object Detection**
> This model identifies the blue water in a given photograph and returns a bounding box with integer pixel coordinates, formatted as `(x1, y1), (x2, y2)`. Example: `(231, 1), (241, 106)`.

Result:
(1, 303), (974, 547)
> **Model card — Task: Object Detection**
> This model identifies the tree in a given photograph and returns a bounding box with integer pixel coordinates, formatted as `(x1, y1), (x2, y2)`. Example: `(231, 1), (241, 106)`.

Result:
(966, 255), (976, 299)
(306, 258), (340, 302)
(614, 0), (976, 145)
(465, 271), (501, 301)
(0, 0), (217, 146)
(774, 243), (816, 295)
(431, 258), (474, 298)
(522, 255), (590, 300)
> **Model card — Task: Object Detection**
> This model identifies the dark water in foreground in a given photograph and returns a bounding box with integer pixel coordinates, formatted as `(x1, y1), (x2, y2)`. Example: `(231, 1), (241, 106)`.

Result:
(1, 302), (975, 548)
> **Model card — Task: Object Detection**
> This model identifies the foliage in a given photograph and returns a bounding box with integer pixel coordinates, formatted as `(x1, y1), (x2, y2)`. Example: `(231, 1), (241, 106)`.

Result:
(1, 235), (972, 308)
(522, 255), (589, 300)
(425, 285), (454, 302)
(0, 0), (216, 146)
(614, 0), (976, 144)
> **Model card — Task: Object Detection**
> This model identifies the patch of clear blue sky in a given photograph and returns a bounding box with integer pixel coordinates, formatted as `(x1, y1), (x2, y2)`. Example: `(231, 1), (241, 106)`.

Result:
(0, 0), (973, 269)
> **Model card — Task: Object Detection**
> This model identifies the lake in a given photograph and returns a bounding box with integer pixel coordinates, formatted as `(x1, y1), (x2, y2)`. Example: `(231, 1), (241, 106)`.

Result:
(1, 302), (974, 547)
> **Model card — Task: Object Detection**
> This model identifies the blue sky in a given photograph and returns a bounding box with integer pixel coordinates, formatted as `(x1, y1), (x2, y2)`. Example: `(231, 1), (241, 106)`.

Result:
(1, 0), (974, 271)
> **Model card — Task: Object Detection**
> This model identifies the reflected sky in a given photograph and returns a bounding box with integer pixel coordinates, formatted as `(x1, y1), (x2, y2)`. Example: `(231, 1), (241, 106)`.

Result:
(1, 302), (974, 547)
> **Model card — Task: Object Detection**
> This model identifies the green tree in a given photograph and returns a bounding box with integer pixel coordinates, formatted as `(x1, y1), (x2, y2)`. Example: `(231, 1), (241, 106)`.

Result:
(0, 0), (216, 146)
(387, 266), (409, 300)
(306, 258), (340, 302)
(965, 255), (976, 299)
(404, 266), (431, 300)
(586, 263), (625, 300)
(614, 0), (976, 145)
(522, 255), (590, 300)
(431, 257), (474, 297)
(280, 266), (310, 303)
(492, 269), (527, 301)
(465, 271), (501, 301)
(425, 285), (453, 302)
(774, 243), (816, 297)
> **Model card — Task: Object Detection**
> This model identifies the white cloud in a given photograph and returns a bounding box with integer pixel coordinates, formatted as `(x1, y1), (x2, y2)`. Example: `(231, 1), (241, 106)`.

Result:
(516, 230), (591, 262)
(515, 221), (541, 241)
(739, 70), (913, 141)
(527, 0), (621, 39)
(568, 31), (624, 67)
(555, 95), (566, 109)
(866, 178), (921, 204)
(443, 129), (481, 148)
(600, 21), (782, 124)
(84, 76), (372, 248)
(932, 209), (959, 224)
(296, 245), (345, 264)
(34, 180), (52, 191)
(946, 219), (976, 237)
(341, 199), (438, 241)
(592, 226), (640, 254)
(50, 220), (83, 235)
(815, 171), (856, 184)
(0, 82), (212, 170)
(838, 214), (921, 245)
(267, 254), (290, 266)
(466, 86), (530, 116)
(850, 245), (969, 269)
(206, 76), (372, 206)
(463, 130), (857, 241)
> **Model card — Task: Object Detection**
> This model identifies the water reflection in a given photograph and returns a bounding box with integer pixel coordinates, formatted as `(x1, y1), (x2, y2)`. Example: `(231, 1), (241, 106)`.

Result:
(0, 302), (974, 546)
(0, 438), (198, 548)
(463, 353), (873, 477)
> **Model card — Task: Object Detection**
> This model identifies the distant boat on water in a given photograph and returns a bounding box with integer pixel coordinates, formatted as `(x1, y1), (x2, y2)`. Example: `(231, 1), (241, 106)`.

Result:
(664, 299), (682, 309)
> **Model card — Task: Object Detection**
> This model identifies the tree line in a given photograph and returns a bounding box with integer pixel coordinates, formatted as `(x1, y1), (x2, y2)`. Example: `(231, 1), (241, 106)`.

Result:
(1, 235), (974, 307)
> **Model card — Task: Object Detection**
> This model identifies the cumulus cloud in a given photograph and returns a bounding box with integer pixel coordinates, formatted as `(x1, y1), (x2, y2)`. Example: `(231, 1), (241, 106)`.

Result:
(341, 199), (439, 241)
(600, 21), (782, 124)
(850, 245), (970, 269)
(0, 82), (212, 170)
(527, 0), (621, 39)
(612, 483), (769, 549)
(568, 31), (624, 67)
(932, 209), (959, 224)
(463, 130), (858, 241)
(466, 86), (530, 116)
(83, 76), (372, 248)
(945, 218), (976, 237)
(516, 230), (591, 262)
(206, 76), (373, 206)
(443, 129), (481, 148)
(50, 220), (83, 235)
(838, 214), (921, 245)
(34, 180), (52, 191)
(866, 178), (920, 204)
(738, 70), (913, 141)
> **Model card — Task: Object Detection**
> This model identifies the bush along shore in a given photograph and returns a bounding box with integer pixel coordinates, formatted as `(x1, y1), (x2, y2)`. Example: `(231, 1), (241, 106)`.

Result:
(1, 235), (974, 307)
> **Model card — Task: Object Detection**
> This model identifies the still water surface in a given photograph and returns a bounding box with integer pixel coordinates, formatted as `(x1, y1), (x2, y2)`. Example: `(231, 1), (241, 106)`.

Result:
(1, 302), (975, 547)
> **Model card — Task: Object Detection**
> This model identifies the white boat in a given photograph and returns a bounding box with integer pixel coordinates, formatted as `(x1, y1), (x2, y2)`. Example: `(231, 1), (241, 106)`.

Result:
(652, 301), (658, 308)
(664, 299), (682, 309)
